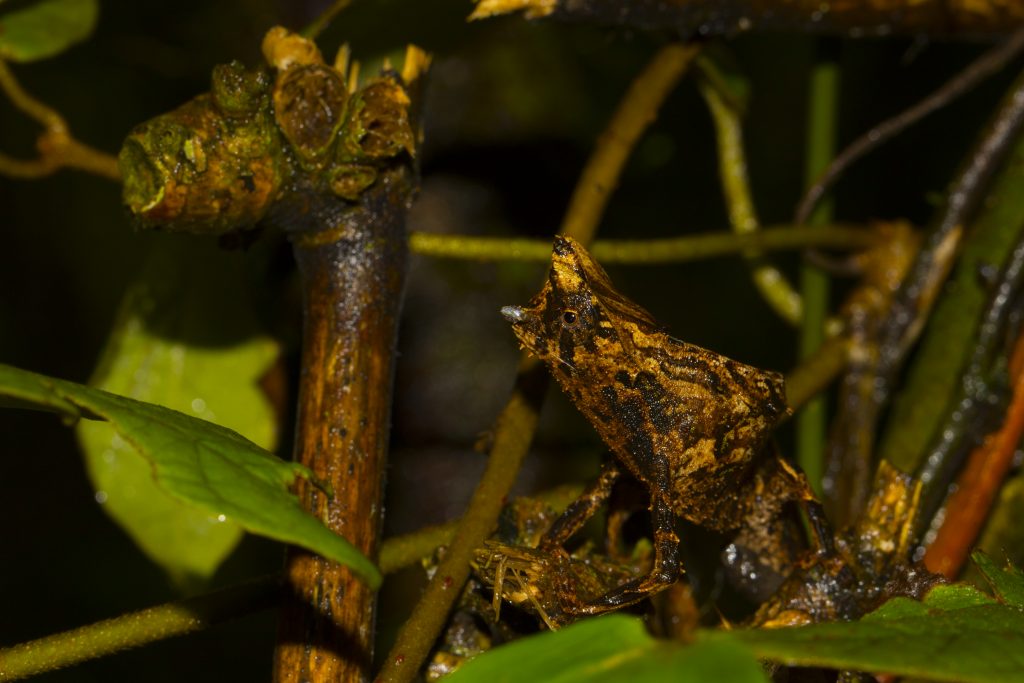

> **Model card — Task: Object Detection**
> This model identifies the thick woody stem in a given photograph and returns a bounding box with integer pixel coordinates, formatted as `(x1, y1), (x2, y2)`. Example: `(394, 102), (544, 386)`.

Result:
(470, 0), (1024, 37)
(274, 179), (410, 683)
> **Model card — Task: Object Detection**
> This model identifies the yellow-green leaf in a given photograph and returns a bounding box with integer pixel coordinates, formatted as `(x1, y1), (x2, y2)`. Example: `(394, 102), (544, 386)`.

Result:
(0, 0), (98, 62)
(76, 242), (277, 586)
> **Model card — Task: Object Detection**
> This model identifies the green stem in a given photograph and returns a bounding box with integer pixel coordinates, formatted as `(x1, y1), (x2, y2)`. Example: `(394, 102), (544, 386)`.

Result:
(409, 225), (875, 263)
(0, 578), (280, 681)
(696, 57), (804, 325)
(796, 49), (839, 495)
(301, 0), (354, 38)
(377, 483), (584, 572)
(786, 336), (850, 413)
(0, 485), (585, 681)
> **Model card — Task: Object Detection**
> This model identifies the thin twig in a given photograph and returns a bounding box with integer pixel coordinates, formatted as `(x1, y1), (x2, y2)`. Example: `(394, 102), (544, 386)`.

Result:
(408, 225), (876, 263)
(0, 60), (120, 181)
(378, 483), (583, 572)
(785, 335), (851, 413)
(301, 0), (355, 39)
(821, 222), (923, 525)
(560, 43), (702, 243)
(796, 26), (1024, 225)
(374, 42), (700, 683)
(874, 62), (1024, 408)
(913, 223), (1024, 533)
(696, 56), (803, 325)
(924, 332), (1024, 579)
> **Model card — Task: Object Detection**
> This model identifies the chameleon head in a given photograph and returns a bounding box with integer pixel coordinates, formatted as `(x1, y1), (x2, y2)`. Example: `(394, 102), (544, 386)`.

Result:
(501, 236), (659, 376)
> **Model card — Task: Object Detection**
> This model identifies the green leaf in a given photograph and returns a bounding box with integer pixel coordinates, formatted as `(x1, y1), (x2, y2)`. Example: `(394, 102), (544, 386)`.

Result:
(973, 551), (1024, 607)
(0, 0), (98, 62)
(0, 362), (382, 589)
(972, 476), (1024, 586)
(75, 241), (277, 586)
(441, 615), (768, 683)
(440, 560), (1024, 682)
(712, 581), (1024, 682)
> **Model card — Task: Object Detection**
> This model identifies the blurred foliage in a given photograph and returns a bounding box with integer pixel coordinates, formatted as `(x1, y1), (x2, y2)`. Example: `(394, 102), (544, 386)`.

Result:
(0, 0), (97, 63)
(2, 0), (1024, 681)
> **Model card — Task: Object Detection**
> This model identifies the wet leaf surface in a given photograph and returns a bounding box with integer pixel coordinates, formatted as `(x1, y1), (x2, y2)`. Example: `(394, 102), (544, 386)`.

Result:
(0, 362), (382, 588)
(713, 564), (1024, 682)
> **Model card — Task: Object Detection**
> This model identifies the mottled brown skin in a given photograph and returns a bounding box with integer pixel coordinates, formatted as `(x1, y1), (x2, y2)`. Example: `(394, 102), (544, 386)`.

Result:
(501, 236), (827, 616)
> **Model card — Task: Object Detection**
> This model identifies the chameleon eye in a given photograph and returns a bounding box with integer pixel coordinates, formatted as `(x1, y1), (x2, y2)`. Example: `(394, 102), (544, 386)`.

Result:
(562, 310), (578, 326)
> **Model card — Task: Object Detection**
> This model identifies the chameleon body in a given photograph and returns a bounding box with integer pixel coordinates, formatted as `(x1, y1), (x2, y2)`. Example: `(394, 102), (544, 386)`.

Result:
(500, 236), (827, 616)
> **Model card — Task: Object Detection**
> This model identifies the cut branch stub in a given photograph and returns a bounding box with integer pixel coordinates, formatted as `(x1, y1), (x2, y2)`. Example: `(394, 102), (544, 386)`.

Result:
(118, 25), (429, 236)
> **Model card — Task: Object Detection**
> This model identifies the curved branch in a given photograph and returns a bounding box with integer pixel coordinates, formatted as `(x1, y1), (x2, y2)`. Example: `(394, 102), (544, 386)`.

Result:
(0, 60), (120, 181)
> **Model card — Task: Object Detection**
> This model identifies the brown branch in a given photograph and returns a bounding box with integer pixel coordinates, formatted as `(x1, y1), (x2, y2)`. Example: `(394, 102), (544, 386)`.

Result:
(560, 43), (701, 243)
(872, 62), (1024, 412)
(470, 0), (1024, 38)
(269, 43), (430, 683)
(273, 178), (412, 683)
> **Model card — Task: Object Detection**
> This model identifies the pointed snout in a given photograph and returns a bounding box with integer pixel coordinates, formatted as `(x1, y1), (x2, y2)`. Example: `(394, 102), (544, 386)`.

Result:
(500, 305), (526, 323)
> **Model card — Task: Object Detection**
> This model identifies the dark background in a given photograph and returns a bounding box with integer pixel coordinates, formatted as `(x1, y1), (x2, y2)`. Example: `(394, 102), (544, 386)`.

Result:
(0, 0), (1013, 679)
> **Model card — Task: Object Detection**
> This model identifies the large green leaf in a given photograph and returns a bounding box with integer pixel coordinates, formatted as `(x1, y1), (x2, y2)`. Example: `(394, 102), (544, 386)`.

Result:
(445, 556), (1024, 682)
(0, 0), (98, 62)
(0, 363), (381, 588)
(712, 559), (1024, 682)
(441, 615), (768, 683)
(76, 242), (277, 585)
